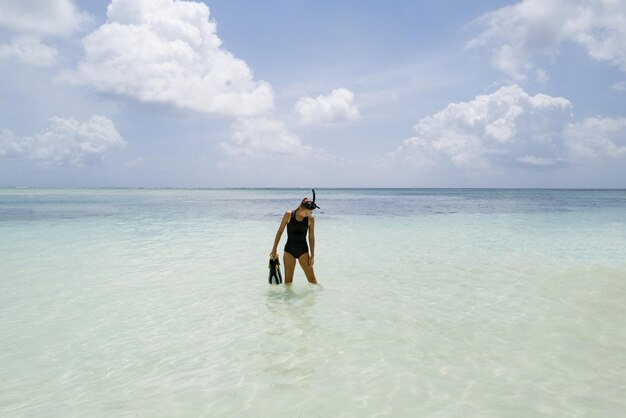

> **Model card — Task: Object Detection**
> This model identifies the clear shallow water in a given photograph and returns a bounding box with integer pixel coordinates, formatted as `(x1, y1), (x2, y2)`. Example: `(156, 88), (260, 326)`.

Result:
(1, 188), (625, 417)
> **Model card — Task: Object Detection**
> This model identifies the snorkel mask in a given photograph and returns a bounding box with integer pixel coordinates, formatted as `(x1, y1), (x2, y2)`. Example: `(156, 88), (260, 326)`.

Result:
(302, 189), (320, 210)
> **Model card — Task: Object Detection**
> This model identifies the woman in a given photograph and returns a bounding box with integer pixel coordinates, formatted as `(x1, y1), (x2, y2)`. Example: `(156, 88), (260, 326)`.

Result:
(270, 190), (319, 285)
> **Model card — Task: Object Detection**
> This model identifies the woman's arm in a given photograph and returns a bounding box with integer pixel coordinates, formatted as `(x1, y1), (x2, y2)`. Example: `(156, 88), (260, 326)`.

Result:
(308, 216), (315, 265)
(270, 211), (290, 257)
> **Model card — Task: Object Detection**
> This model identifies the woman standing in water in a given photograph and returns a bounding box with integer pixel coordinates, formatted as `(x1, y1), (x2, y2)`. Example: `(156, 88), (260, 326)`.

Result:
(270, 190), (319, 285)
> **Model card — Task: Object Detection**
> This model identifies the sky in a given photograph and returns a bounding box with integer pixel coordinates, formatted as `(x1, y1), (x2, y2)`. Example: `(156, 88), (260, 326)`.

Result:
(1, 0), (625, 188)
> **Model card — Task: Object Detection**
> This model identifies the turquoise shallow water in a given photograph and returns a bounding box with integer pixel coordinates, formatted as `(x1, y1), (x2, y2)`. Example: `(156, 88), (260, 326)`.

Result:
(1, 188), (626, 417)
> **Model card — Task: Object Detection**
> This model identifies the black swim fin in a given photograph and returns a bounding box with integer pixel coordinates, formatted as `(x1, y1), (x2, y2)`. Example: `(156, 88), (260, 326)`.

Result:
(268, 256), (283, 285)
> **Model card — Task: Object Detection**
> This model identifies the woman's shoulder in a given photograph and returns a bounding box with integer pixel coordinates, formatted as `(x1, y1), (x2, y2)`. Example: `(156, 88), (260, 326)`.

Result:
(283, 210), (292, 221)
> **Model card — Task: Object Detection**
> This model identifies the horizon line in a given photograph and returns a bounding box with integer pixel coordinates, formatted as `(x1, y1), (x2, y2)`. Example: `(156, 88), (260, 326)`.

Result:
(2, 186), (626, 191)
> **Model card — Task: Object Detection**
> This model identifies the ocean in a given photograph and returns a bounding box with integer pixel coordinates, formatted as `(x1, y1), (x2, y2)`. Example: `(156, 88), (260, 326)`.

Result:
(1, 188), (625, 417)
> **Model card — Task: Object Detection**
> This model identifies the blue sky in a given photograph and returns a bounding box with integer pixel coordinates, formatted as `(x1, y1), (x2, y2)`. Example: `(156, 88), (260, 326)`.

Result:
(1, 0), (625, 187)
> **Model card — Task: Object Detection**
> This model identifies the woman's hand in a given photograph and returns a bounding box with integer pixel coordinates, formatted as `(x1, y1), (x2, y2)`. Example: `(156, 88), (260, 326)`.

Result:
(269, 250), (278, 259)
(308, 255), (315, 267)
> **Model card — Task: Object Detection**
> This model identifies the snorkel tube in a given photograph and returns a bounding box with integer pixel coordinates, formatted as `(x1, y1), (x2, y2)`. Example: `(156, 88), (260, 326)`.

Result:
(303, 189), (320, 210)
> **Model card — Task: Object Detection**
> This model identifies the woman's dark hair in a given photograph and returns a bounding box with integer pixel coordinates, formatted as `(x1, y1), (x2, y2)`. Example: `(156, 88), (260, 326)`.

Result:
(299, 189), (320, 210)
(299, 198), (313, 210)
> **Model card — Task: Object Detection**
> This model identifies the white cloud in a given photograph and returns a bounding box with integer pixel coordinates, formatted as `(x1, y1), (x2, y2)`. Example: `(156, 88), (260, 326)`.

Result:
(612, 81), (626, 93)
(63, 0), (273, 116)
(535, 68), (549, 84)
(0, 0), (90, 36)
(516, 155), (556, 166)
(468, 0), (626, 79)
(220, 117), (318, 159)
(0, 0), (90, 67)
(392, 84), (626, 174)
(0, 36), (58, 67)
(0, 115), (125, 168)
(564, 117), (626, 163)
(393, 85), (573, 172)
(125, 157), (144, 168)
(295, 88), (360, 125)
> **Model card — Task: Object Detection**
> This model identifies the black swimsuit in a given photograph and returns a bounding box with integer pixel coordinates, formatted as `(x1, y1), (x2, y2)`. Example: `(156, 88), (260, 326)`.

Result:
(284, 210), (309, 258)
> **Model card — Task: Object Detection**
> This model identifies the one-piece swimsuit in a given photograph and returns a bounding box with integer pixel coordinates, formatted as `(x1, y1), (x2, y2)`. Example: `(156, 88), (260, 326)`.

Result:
(284, 210), (309, 258)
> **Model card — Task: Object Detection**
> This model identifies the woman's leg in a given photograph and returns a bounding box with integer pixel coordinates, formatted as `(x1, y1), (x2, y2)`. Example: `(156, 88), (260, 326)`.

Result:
(283, 251), (296, 284)
(297, 253), (317, 284)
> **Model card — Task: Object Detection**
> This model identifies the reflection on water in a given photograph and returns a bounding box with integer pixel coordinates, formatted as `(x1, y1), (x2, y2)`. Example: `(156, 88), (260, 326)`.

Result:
(262, 286), (318, 390)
